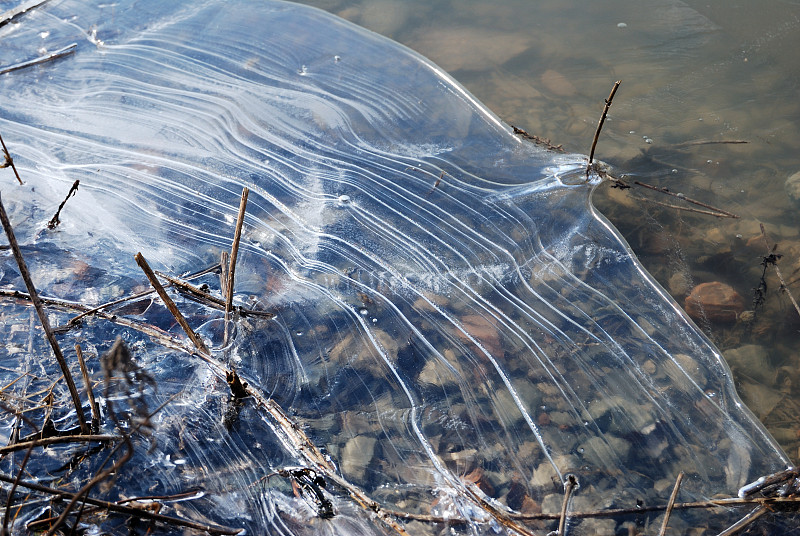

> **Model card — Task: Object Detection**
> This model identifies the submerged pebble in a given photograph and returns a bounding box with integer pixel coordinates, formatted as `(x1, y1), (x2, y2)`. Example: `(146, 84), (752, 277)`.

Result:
(684, 281), (745, 324)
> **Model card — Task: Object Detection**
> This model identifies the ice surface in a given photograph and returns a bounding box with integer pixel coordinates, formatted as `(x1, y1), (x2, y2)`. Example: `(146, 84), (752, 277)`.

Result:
(0, 1), (795, 534)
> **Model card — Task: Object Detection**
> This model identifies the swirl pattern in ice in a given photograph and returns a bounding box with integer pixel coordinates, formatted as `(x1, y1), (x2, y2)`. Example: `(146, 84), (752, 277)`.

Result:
(0, 1), (795, 534)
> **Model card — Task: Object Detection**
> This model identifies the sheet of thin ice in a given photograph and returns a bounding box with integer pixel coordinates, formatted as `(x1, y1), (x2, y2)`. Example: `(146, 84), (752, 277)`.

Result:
(0, 1), (794, 534)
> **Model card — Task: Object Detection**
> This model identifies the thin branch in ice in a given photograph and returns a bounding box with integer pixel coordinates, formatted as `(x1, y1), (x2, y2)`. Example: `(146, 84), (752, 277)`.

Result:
(0, 194), (89, 434)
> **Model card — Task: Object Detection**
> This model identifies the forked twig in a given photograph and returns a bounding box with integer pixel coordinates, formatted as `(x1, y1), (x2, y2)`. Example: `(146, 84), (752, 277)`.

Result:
(47, 179), (79, 230)
(0, 194), (89, 434)
(155, 270), (273, 319)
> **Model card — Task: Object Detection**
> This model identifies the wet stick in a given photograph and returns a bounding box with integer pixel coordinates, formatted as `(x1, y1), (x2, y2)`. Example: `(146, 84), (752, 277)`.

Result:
(46, 179), (79, 230)
(658, 472), (683, 536)
(75, 344), (99, 431)
(225, 187), (249, 343)
(0, 133), (23, 185)
(0, 194), (89, 434)
(134, 252), (210, 355)
(587, 80), (621, 175)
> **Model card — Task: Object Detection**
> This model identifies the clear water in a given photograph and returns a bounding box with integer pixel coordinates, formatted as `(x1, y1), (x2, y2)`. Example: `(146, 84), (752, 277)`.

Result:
(297, 0), (800, 464)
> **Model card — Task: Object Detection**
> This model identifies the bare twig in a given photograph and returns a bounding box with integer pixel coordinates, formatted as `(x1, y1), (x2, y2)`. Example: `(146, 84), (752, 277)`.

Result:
(46, 179), (79, 230)
(58, 262), (221, 331)
(587, 80), (621, 172)
(716, 505), (769, 536)
(511, 126), (565, 152)
(634, 196), (733, 218)
(225, 188), (249, 343)
(3, 439), (35, 535)
(555, 474), (578, 536)
(74, 344), (99, 431)
(155, 270), (273, 319)
(673, 139), (748, 148)
(0, 43), (77, 76)
(134, 252), (209, 355)
(425, 171), (444, 196)
(219, 250), (229, 300)
(0, 0), (51, 27)
(509, 494), (800, 521)
(658, 472), (684, 536)
(0, 434), (115, 455)
(0, 289), (199, 357)
(0, 194), (89, 434)
(633, 180), (739, 218)
(0, 133), (23, 185)
(0, 475), (241, 535)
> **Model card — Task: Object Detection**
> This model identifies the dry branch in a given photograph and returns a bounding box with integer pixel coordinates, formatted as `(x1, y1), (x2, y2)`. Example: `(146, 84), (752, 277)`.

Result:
(587, 80), (621, 172)
(634, 196), (734, 218)
(75, 344), (100, 431)
(0, 194), (89, 434)
(134, 252), (210, 355)
(633, 180), (739, 218)
(0, 0), (51, 27)
(0, 434), (115, 455)
(555, 474), (578, 536)
(225, 187), (249, 343)
(0, 133), (23, 185)
(59, 262), (221, 331)
(658, 472), (684, 536)
(155, 270), (273, 318)
(46, 179), (79, 230)
(0, 474), (241, 535)
(0, 43), (76, 76)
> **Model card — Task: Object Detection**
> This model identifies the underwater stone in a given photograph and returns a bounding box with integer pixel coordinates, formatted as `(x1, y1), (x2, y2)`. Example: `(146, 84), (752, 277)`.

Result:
(684, 281), (745, 323)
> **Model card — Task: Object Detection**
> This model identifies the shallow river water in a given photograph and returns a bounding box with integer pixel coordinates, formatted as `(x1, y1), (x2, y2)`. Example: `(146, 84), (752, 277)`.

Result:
(297, 0), (800, 464)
